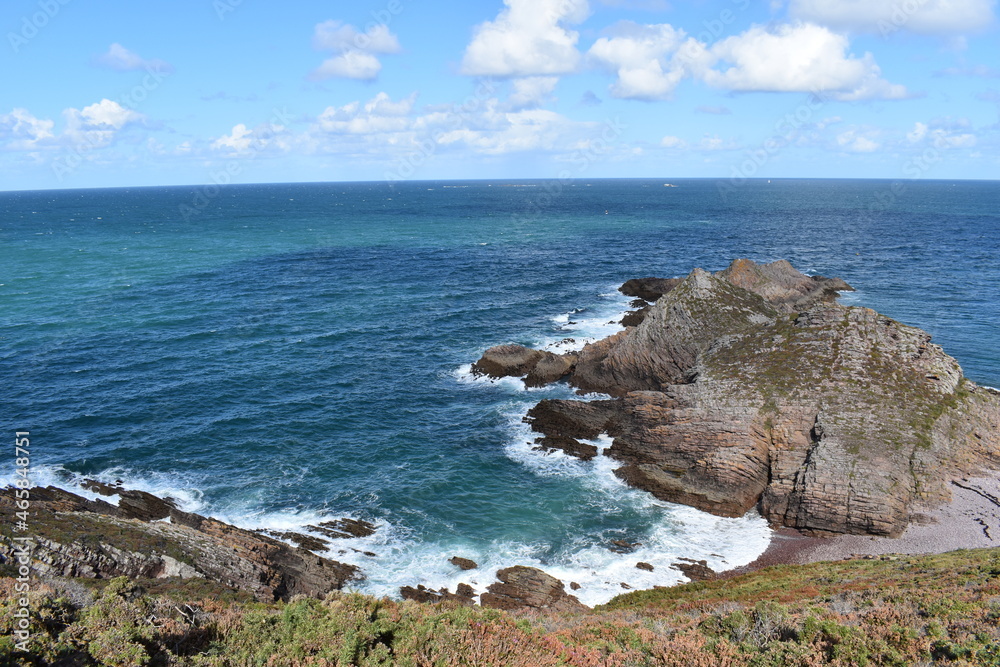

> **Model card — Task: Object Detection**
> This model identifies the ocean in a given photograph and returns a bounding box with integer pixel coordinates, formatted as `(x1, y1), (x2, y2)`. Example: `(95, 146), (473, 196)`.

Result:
(3, 178), (998, 605)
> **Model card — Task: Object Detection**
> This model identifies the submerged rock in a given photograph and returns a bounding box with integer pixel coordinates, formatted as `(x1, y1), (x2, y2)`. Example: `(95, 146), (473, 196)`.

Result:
(309, 518), (377, 539)
(448, 556), (478, 570)
(486, 259), (1000, 538)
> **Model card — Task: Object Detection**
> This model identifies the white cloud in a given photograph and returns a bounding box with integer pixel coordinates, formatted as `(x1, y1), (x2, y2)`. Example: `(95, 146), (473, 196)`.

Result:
(703, 23), (909, 100)
(95, 43), (173, 73)
(317, 93), (418, 135)
(59, 99), (144, 152)
(437, 108), (588, 154)
(698, 134), (740, 151)
(907, 122), (929, 143)
(660, 135), (686, 148)
(461, 0), (589, 77)
(0, 108), (55, 150)
(312, 51), (384, 81)
(211, 122), (289, 154)
(78, 99), (142, 129)
(587, 22), (698, 99)
(836, 129), (880, 152)
(212, 124), (254, 152)
(787, 0), (996, 35)
(907, 119), (979, 148)
(313, 21), (401, 53)
(586, 21), (907, 101)
(309, 20), (401, 81)
(508, 77), (559, 109)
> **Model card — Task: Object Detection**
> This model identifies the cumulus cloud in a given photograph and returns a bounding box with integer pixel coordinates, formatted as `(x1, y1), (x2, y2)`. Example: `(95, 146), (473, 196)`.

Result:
(312, 51), (384, 81)
(461, 0), (589, 77)
(94, 43), (173, 73)
(660, 135), (686, 148)
(0, 108), (55, 150)
(836, 128), (881, 152)
(212, 121), (289, 154)
(587, 21), (907, 101)
(309, 20), (402, 81)
(703, 23), (909, 100)
(786, 0), (996, 35)
(317, 93), (418, 135)
(508, 77), (559, 109)
(78, 99), (142, 129)
(906, 118), (978, 148)
(1, 100), (146, 154)
(587, 22), (701, 100)
(59, 99), (145, 151)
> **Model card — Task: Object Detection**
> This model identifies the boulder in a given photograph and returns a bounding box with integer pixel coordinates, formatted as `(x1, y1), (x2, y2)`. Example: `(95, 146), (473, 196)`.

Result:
(480, 566), (588, 613)
(472, 345), (544, 379)
(449, 556), (478, 570)
(672, 558), (717, 581)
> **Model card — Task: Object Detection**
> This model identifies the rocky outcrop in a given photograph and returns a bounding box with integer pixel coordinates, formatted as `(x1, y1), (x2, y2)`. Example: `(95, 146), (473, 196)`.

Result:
(619, 278), (684, 326)
(498, 259), (1000, 537)
(400, 583), (476, 606)
(472, 344), (578, 387)
(479, 566), (588, 613)
(671, 558), (717, 581)
(0, 486), (360, 601)
(620, 277), (683, 303)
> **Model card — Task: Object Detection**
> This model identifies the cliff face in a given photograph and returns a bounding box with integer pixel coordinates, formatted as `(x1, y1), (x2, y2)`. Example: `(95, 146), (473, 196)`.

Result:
(486, 259), (1000, 537)
(0, 485), (360, 601)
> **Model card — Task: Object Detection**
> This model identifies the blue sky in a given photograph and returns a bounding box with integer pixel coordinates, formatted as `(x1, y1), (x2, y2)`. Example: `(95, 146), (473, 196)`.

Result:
(1, 0), (998, 190)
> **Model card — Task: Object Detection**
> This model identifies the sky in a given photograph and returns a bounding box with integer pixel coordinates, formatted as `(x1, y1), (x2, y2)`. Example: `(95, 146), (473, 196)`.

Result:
(1, 0), (998, 191)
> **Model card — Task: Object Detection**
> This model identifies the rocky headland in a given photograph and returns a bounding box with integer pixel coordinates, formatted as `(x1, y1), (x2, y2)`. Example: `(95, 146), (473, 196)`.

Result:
(475, 259), (1000, 538)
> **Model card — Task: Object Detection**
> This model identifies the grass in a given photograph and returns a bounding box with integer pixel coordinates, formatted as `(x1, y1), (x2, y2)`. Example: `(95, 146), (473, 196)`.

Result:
(3, 547), (1000, 665)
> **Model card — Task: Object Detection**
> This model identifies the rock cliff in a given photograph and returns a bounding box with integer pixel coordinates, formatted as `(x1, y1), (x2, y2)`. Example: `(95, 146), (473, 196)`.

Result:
(480, 259), (1000, 537)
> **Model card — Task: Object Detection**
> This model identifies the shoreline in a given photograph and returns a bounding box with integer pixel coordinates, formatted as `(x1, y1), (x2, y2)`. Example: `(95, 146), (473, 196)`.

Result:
(728, 472), (1000, 576)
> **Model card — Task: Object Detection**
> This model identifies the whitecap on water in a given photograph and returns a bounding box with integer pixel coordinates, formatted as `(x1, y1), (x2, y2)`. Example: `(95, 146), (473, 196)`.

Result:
(497, 413), (772, 605)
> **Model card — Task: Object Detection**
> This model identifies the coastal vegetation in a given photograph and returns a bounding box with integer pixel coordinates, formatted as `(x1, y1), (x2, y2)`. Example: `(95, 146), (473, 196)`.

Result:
(4, 547), (1000, 666)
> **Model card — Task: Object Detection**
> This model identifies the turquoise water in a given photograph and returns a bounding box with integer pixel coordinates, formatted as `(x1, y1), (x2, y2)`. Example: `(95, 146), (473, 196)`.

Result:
(3, 179), (998, 603)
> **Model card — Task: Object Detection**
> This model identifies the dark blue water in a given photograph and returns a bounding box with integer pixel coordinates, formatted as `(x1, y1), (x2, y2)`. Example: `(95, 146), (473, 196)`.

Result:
(2, 179), (998, 602)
